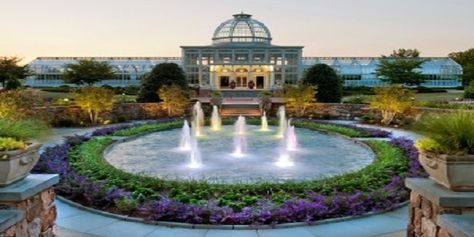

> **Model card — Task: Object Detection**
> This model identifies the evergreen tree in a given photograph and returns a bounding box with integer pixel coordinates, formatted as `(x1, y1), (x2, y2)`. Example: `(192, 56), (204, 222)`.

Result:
(302, 64), (342, 102)
(137, 63), (187, 102)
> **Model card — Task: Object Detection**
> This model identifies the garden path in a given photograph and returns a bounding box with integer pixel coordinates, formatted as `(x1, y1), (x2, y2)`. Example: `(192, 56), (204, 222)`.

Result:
(44, 120), (415, 237)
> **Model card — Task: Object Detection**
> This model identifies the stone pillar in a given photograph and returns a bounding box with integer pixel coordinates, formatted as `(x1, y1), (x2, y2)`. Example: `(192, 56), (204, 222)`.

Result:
(406, 178), (474, 237)
(0, 174), (59, 237)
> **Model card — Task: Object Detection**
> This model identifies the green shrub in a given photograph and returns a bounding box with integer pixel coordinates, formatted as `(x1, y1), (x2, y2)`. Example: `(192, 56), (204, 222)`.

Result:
(344, 95), (369, 104)
(0, 137), (25, 151)
(415, 138), (446, 154)
(5, 78), (22, 90)
(464, 81), (474, 99)
(414, 112), (474, 154)
(0, 89), (47, 120)
(343, 86), (375, 96)
(114, 197), (137, 212)
(0, 119), (50, 141)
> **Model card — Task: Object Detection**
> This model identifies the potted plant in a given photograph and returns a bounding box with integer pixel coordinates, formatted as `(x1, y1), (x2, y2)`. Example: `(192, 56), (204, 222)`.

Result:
(230, 80), (236, 89)
(248, 80), (255, 89)
(414, 112), (474, 191)
(0, 119), (50, 186)
(209, 91), (223, 108)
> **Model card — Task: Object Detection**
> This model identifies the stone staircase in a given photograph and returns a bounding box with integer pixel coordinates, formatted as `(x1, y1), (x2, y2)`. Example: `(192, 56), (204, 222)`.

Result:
(221, 104), (261, 117)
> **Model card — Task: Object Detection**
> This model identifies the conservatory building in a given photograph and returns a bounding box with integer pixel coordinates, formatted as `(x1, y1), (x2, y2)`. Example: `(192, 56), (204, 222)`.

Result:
(26, 13), (463, 89)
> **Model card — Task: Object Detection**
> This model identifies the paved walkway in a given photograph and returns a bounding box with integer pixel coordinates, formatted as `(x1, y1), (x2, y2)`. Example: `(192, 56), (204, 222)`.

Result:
(44, 121), (415, 237)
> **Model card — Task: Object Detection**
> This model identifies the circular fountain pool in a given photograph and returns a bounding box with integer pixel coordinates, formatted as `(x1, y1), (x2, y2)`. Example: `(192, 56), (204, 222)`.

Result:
(104, 125), (374, 183)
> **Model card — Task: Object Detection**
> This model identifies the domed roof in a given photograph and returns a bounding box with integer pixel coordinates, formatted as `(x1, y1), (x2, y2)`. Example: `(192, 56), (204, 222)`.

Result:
(212, 13), (272, 45)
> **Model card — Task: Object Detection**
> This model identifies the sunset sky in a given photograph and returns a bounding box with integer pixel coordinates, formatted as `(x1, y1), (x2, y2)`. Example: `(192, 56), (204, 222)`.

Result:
(1, 0), (473, 64)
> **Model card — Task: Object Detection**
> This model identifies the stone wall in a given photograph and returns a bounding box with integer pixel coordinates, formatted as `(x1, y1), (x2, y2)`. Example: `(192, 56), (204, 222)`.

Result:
(0, 188), (56, 237)
(406, 178), (474, 237)
(39, 102), (457, 127)
(38, 103), (170, 126)
(408, 191), (461, 237)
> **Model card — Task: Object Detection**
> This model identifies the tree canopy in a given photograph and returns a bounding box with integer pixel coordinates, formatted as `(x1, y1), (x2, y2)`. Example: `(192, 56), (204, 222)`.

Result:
(74, 87), (115, 124)
(376, 49), (426, 86)
(137, 63), (187, 102)
(370, 85), (414, 125)
(375, 59), (426, 86)
(388, 48), (421, 58)
(449, 48), (474, 86)
(63, 59), (116, 86)
(281, 83), (317, 117)
(159, 84), (189, 116)
(302, 64), (342, 102)
(0, 57), (28, 88)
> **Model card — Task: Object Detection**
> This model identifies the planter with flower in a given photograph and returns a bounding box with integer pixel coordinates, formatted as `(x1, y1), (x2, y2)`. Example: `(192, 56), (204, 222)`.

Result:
(414, 112), (474, 191)
(0, 119), (50, 186)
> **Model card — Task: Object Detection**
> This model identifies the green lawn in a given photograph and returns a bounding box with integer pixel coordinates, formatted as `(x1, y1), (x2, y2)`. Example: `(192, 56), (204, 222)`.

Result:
(414, 92), (464, 102)
(35, 89), (137, 104)
(343, 91), (465, 103)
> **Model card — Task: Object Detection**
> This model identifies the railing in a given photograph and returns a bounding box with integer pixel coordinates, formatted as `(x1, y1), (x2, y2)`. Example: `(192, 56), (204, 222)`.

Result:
(24, 79), (141, 87)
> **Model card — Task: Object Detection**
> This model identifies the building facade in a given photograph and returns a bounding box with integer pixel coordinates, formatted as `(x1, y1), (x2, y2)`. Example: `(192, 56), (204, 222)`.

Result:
(26, 13), (463, 89)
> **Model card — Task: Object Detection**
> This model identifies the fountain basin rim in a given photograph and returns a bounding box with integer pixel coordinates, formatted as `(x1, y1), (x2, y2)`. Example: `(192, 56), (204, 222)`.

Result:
(102, 124), (375, 184)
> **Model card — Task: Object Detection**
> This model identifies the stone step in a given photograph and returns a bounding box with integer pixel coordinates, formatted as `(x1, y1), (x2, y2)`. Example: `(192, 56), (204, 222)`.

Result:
(221, 108), (261, 116)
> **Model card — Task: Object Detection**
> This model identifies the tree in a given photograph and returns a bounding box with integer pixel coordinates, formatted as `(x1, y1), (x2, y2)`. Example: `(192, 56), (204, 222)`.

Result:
(5, 78), (22, 90)
(63, 59), (115, 86)
(389, 48), (420, 58)
(137, 63), (187, 102)
(449, 48), (474, 86)
(74, 87), (115, 124)
(158, 85), (189, 117)
(0, 57), (29, 88)
(369, 85), (414, 125)
(376, 59), (426, 86)
(376, 48), (426, 86)
(302, 64), (342, 102)
(281, 83), (317, 117)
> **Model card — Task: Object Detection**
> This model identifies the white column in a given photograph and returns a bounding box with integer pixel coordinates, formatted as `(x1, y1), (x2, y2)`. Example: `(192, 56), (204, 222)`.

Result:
(269, 66), (275, 89)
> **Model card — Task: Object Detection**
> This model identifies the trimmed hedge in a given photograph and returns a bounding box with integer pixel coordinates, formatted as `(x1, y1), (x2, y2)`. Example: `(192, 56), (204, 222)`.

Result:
(34, 120), (424, 225)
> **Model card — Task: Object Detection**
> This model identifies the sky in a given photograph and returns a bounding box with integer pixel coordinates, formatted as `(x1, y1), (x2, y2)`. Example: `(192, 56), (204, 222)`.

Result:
(1, 0), (473, 64)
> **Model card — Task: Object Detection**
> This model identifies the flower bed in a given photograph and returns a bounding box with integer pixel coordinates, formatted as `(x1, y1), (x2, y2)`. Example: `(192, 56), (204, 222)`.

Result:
(33, 120), (424, 226)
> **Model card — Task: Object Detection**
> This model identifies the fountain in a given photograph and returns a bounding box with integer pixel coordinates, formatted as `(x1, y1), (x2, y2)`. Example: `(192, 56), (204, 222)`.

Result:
(235, 115), (246, 135)
(275, 150), (294, 167)
(260, 111), (269, 131)
(285, 119), (298, 151)
(211, 105), (221, 131)
(232, 116), (247, 157)
(179, 120), (191, 151)
(192, 102), (205, 136)
(187, 131), (202, 168)
(277, 106), (287, 138)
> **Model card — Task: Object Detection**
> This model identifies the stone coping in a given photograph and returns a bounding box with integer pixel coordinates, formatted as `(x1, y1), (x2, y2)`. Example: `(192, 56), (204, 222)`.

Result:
(405, 178), (474, 207)
(0, 209), (23, 232)
(57, 196), (408, 230)
(0, 174), (59, 202)
(437, 214), (474, 237)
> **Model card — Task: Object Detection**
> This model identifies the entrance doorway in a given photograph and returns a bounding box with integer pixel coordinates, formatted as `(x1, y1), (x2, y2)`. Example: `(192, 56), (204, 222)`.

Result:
(236, 76), (247, 88)
(220, 76), (230, 88)
(256, 76), (264, 89)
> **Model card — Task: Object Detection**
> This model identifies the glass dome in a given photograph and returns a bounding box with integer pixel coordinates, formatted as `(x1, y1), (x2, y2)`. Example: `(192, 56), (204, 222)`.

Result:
(212, 13), (272, 45)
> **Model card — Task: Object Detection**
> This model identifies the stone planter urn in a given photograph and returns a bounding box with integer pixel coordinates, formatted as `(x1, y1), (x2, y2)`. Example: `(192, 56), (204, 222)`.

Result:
(419, 151), (474, 191)
(0, 143), (42, 186)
